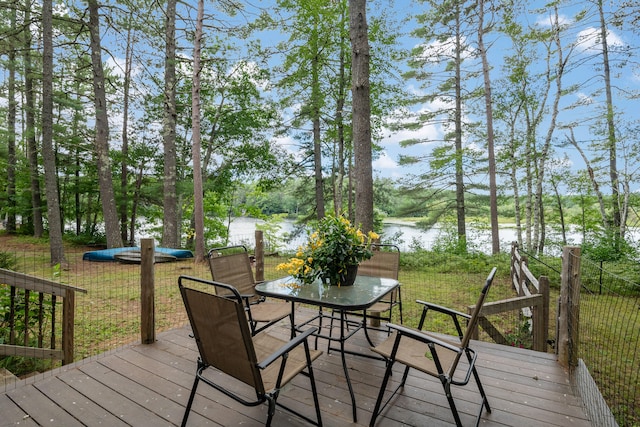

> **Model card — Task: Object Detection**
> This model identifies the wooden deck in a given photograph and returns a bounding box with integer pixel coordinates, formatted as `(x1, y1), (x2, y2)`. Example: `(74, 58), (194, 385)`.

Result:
(1, 309), (592, 427)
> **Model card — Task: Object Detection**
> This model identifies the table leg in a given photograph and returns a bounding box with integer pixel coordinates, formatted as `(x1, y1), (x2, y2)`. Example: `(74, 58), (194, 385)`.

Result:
(340, 310), (358, 422)
(362, 310), (375, 347)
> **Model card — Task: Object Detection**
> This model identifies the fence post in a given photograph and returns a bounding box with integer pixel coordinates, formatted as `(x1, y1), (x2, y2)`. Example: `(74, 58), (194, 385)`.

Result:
(140, 238), (155, 344)
(519, 255), (527, 297)
(510, 242), (517, 292)
(532, 276), (549, 352)
(557, 246), (581, 368)
(62, 290), (75, 365)
(255, 230), (265, 282)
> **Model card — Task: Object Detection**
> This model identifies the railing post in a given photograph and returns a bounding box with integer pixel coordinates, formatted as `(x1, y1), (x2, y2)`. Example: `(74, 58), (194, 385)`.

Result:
(532, 276), (549, 352)
(557, 246), (581, 368)
(518, 255), (527, 296)
(510, 242), (517, 292)
(255, 230), (265, 282)
(140, 238), (155, 344)
(62, 290), (75, 365)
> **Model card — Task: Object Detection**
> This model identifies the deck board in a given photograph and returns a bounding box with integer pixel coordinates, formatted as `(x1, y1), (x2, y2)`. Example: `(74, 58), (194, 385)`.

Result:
(0, 308), (592, 427)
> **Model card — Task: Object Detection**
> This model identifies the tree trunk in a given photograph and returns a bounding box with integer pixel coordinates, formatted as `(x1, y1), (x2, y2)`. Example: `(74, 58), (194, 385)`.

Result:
(6, 6), (17, 233)
(477, 0), (499, 254)
(42, 0), (66, 264)
(598, 0), (621, 233)
(162, 0), (179, 248)
(129, 164), (144, 245)
(191, 0), (205, 262)
(334, 20), (347, 215)
(349, 0), (374, 233)
(311, 23), (325, 220)
(23, 6), (44, 238)
(533, 5), (566, 255)
(88, 0), (123, 249)
(120, 23), (134, 245)
(453, 1), (466, 252)
(567, 130), (608, 228)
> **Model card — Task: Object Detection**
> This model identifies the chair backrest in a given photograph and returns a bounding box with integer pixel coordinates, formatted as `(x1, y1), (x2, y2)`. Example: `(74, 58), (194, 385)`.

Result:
(178, 276), (264, 393)
(207, 245), (257, 297)
(459, 267), (497, 350)
(443, 267), (496, 377)
(357, 244), (400, 280)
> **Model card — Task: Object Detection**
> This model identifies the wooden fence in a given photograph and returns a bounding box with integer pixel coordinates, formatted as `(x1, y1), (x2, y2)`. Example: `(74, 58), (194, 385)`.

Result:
(468, 242), (550, 352)
(0, 269), (86, 365)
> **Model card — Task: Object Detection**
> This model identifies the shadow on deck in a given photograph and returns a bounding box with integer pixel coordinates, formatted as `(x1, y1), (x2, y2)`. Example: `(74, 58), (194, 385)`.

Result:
(0, 309), (591, 426)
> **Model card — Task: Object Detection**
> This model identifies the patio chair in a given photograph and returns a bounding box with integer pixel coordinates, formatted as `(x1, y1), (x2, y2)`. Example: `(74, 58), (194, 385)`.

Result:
(178, 276), (323, 427)
(356, 243), (403, 325)
(207, 245), (292, 336)
(369, 267), (497, 427)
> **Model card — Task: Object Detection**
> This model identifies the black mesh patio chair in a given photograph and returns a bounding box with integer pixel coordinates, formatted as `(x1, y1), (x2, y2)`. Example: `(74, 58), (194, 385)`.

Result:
(178, 275), (323, 427)
(369, 267), (497, 427)
(207, 245), (292, 336)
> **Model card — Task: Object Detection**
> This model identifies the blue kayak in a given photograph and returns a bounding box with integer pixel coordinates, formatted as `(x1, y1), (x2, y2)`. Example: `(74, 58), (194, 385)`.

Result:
(83, 247), (193, 262)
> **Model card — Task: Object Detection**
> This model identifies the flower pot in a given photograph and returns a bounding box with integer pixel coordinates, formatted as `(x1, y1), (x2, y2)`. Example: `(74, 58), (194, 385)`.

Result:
(334, 264), (358, 286)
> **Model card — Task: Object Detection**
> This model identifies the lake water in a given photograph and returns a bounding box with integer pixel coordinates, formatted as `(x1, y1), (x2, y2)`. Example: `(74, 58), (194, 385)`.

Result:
(226, 217), (587, 255)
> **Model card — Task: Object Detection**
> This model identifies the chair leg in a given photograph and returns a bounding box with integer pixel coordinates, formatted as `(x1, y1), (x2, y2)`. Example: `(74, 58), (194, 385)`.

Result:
(265, 395), (276, 427)
(369, 360), (398, 427)
(472, 365), (491, 414)
(181, 375), (200, 427)
(398, 288), (403, 324)
(305, 341), (323, 426)
(442, 381), (464, 427)
(369, 360), (402, 427)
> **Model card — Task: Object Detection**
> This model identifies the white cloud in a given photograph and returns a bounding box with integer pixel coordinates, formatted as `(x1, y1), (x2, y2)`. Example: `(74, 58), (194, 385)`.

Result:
(413, 36), (475, 64)
(576, 92), (594, 105)
(536, 13), (572, 28)
(576, 27), (624, 54)
(373, 151), (399, 171)
(105, 56), (141, 79)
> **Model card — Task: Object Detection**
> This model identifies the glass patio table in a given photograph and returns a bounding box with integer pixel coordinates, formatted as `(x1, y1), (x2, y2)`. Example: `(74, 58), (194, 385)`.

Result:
(255, 275), (399, 422)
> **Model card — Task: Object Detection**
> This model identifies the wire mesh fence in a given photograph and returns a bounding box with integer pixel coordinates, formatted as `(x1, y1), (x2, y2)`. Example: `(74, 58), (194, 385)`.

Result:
(577, 257), (639, 426)
(523, 248), (639, 427)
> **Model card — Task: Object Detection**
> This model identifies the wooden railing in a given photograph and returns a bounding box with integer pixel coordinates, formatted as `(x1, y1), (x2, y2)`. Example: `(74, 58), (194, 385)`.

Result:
(0, 269), (86, 365)
(470, 242), (549, 352)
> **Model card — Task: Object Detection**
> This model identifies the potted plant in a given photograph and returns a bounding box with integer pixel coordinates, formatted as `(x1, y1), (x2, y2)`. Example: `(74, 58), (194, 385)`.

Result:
(277, 214), (379, 286)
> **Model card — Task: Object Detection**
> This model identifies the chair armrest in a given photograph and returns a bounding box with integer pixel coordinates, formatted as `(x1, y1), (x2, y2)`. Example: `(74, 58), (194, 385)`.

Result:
(387, 323), (462, 353)
(257, 327), (318, 369)
(416, 300), (471, 320)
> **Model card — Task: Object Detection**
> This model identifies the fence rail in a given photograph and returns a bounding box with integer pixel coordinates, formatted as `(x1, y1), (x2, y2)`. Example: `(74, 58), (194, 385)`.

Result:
(0, 269), (86, 365)
(475, 242), (550, 352)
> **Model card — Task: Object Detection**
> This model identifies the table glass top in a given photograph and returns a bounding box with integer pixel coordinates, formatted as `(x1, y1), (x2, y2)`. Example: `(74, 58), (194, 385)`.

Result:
(255, 275), (398, 310)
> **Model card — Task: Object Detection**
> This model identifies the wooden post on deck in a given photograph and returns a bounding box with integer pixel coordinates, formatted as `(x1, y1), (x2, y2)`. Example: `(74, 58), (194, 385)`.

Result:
(140, 238), (155, 344)
(62, 290), (75, 365)
(557, 246), (581, 368)
(532, 276), (549, 352)
(255, 230), (265, 282)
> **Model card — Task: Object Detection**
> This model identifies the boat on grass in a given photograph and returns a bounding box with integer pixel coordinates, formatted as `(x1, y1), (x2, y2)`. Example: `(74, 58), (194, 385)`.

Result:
(82, 247), (193, 263)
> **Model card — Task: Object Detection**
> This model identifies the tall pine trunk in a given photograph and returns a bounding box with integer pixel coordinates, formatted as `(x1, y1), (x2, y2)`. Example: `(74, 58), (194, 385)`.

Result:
(191, 0), (205, 262)
(88, 0), (123, 248)
(477, 0), (499, 254)
(23, 6), (44, 237)
(162, 0), (179, 248)
(42, 0), (65, 264)
(349, 0), (374, 233)
(6, 6), (17, 233)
